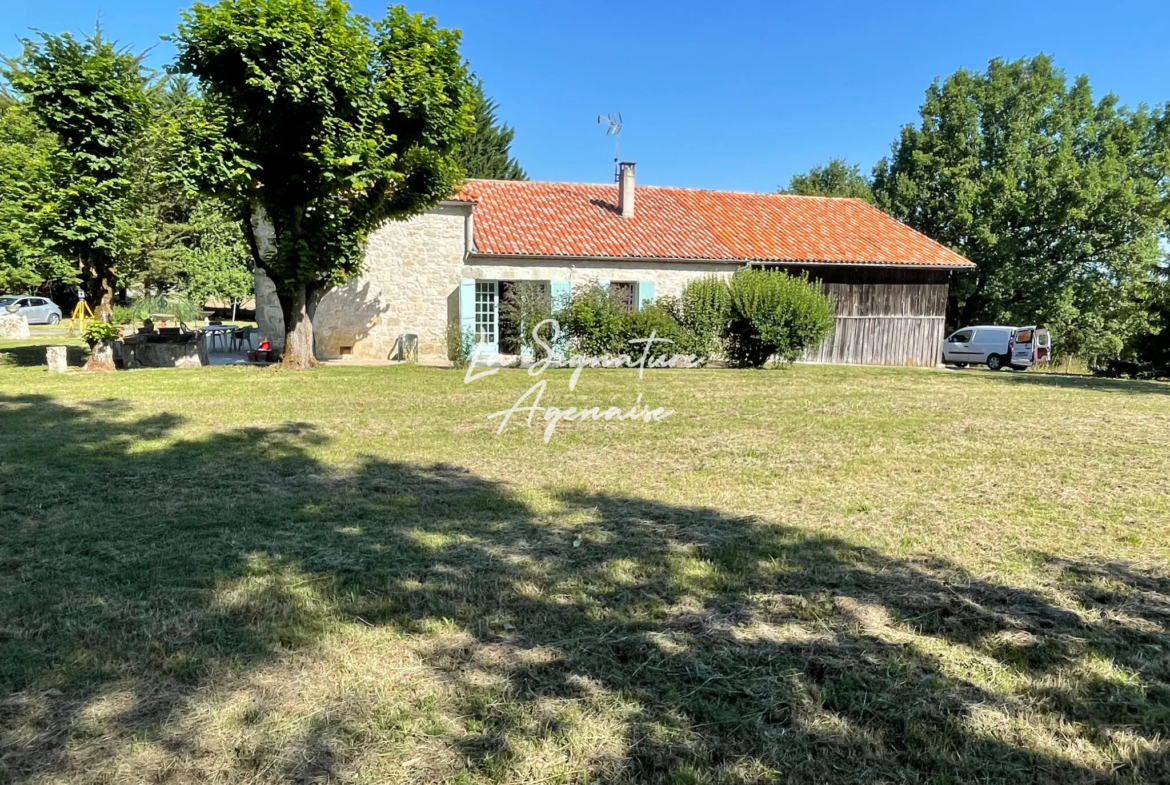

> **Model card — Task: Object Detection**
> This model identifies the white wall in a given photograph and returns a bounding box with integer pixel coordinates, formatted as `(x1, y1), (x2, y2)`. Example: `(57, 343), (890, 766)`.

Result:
(461, 259), (731, 301)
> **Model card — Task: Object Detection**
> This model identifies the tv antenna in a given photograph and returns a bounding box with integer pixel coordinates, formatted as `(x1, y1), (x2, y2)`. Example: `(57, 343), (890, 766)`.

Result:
(598, 112), (622, 181)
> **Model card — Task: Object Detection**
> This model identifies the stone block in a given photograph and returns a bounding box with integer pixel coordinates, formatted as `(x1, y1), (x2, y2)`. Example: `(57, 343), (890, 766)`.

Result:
(46, 345), (69, 373)
(0, 313), (30, 340)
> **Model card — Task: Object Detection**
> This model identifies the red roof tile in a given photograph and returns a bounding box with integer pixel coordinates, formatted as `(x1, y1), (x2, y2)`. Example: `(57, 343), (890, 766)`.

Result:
(453, 180), (973, 268)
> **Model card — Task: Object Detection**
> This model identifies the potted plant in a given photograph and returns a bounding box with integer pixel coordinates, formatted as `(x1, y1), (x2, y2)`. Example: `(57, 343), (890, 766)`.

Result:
(82, 320), (120, 371)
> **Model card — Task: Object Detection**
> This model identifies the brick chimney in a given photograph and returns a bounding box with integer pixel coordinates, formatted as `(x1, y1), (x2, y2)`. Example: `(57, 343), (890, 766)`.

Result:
(618, 161), (636, 218)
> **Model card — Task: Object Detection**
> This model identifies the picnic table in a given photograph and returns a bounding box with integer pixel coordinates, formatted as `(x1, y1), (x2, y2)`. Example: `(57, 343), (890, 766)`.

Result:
(198, 324), (235, 352)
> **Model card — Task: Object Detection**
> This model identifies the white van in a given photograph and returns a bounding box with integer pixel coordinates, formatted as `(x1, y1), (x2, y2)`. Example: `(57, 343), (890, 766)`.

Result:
(943, 325), (1052, 371)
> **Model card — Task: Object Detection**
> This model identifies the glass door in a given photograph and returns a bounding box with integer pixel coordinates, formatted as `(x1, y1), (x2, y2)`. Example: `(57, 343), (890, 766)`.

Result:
(474, 281), (499, 355)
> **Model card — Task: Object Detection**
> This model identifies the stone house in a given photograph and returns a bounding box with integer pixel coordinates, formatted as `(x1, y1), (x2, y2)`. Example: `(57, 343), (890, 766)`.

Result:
(256, 163), (973, 365)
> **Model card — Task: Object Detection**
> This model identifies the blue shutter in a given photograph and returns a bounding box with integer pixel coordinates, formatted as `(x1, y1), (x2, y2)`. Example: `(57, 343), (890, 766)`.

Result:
(638, 280), (655, 310)
(550, 279), (572, 310)
(458, 278), (475, 337)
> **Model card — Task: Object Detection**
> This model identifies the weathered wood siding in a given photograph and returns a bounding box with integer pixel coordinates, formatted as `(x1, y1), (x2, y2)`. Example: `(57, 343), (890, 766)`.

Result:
(776, 266), (951, 367)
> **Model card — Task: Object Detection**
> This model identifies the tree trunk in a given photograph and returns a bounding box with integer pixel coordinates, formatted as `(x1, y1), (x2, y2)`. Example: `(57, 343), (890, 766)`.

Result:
(83, 340), (115, 372)
(97, 271), (115, 322)
(280, 282), (321, 369)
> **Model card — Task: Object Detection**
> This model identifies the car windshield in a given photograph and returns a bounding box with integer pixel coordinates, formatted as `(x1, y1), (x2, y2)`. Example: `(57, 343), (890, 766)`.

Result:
(0, 296), (18, 306)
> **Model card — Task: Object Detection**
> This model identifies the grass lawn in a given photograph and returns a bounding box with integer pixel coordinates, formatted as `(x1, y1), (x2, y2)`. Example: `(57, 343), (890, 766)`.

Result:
(1, 336), (1168, 784)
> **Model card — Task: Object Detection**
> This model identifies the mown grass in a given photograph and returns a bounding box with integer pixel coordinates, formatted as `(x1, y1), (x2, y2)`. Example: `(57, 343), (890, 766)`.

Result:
(1, 336), (1168, 784)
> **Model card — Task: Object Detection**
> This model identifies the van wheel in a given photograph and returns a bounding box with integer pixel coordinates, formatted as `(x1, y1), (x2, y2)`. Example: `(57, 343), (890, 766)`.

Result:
(1009, 364), (1027, 372)
(951, 362), (968, 369)
(986, 354), (1004, 371)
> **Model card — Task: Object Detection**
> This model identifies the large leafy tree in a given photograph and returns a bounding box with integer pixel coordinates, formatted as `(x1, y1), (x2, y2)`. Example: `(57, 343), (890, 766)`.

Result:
(123, 75), (253, 304)
(782, 158), (873, 202)
(872, 55), (1170, 358)
(172, 0), (474, 368)
(179, 200), (254, 307)
(3, 30), (151, 317)
(455, 81), (526, 180)
(0, 96), (73, 291)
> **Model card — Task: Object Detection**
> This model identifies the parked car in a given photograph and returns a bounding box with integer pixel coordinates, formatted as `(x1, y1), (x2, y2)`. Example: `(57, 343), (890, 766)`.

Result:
(943, 325), (1052, 371)
(0, 295), (63, 325)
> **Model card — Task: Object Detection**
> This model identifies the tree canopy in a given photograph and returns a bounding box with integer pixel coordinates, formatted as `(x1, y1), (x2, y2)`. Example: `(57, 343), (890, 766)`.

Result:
(0, 99), (71, 290)
(172, 0), (475, 367)
(455, 81), (526, 180)
(3, 28), (151, 315)
(122, 75), (253, 304)
(782, 158), (873, 202)
(872, 55), (1170, 361)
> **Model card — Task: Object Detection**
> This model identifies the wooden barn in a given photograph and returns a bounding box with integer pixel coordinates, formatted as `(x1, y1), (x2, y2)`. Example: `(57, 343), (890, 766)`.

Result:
(779, 266), (951, 366)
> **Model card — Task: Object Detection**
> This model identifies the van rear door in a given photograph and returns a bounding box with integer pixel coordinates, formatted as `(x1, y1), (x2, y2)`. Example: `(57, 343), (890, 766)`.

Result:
(1033, 329), (1051, 363)
(1012, 327), (1036, 367)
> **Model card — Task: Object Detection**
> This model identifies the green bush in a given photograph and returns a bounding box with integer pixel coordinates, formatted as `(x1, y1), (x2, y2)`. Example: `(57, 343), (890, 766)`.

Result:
(445, 321), (475, 367)
(618, 304), (691, 360)
(725, 268), (835, 367)
(554, 283), (626, 356)
(128, 294), (202, 324)
(82, 320), (119, 346)
(553, 284), (697, 361)
(676, 274), (731, 357)
(110, 305), (136, 325)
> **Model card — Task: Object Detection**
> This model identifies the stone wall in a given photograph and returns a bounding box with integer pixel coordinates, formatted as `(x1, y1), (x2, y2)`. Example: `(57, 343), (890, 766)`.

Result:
(252, 203), (472, 361)
(314, 203), (470, 360)
(121, 339), (209, 369)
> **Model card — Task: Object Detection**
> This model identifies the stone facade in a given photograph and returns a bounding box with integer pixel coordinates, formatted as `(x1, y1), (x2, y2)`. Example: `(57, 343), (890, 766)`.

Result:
(314, 203), (471, 360)
(253, 203), (473, 361)
(252, 202), (734, 363)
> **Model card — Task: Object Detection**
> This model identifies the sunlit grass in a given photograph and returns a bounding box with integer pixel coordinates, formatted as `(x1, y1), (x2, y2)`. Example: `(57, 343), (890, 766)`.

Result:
(1, 335), (1168, 783)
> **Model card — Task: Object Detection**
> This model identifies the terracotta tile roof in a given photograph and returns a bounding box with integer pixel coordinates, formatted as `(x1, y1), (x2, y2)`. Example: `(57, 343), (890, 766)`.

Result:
(453, 179), (973, 268)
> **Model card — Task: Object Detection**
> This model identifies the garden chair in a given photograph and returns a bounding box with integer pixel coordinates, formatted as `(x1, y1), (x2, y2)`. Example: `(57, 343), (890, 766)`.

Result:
(230, 325), (257, 352)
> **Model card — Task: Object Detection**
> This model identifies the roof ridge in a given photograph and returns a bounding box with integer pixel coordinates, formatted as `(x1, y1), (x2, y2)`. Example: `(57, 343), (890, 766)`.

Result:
(463, 178), (865, 201)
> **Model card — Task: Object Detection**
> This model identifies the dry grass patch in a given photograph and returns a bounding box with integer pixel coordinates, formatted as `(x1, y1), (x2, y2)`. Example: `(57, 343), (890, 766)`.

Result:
(1, 337), (1169, 782)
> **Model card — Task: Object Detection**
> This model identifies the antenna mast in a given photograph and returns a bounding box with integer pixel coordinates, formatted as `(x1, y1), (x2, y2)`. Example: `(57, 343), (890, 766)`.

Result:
(597, 112), (622, 181)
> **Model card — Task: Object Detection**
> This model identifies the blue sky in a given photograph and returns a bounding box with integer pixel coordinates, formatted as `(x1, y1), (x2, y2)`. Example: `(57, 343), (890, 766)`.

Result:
(3, 0), (1169, 192)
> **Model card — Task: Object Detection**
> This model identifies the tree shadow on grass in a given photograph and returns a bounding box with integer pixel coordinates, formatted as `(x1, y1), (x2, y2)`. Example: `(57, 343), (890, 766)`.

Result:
(1, 393), (1168, 783)
(975, 371), (1170, 397)
(0, 341), (87, 369)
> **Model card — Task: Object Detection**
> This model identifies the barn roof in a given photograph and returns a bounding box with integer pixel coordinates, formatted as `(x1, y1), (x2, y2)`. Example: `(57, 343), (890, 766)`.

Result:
(452, 179), (973, 269)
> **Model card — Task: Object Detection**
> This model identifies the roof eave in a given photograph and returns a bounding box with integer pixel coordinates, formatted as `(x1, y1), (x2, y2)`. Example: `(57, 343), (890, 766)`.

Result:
(466, 251), (973, 270)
